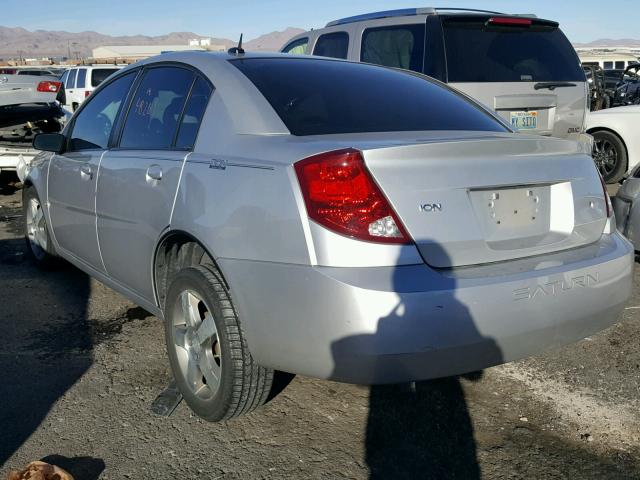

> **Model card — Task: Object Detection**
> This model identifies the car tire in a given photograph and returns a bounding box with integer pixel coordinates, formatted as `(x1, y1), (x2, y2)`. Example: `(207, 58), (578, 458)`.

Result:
(592, 130), (627, 184)
(164, 265), (274, 421)
(23, 185), (59, 269)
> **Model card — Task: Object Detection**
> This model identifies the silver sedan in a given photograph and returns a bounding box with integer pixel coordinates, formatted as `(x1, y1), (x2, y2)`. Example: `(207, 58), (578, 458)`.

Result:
(24, 51), (633, 421)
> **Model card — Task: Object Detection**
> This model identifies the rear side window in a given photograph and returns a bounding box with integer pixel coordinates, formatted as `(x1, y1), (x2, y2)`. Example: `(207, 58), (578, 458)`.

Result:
(313, 32), (349, 59)
(76, 68), (87, 88)
(442, 18), (585, 82)
(282, 38), (309, 55)
(91, 68), (120, 87)
(67, 69), (77, 89)
(361, 24), (425, 73)
(175, 76), (213, 149)
(60, 70), (69, 86)
(70, 72), (136, 151)
(119, 66), (194, 149)
(232, 58), (506, 136)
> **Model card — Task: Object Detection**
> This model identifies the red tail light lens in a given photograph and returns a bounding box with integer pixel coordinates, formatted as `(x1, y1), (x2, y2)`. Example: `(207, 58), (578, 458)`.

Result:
(85, 90), (91, 98)
(599, 174), (613, 218)
(488, 17), (533, 26)
(294, 148), (411, 244)
(37, 81), (61, 93)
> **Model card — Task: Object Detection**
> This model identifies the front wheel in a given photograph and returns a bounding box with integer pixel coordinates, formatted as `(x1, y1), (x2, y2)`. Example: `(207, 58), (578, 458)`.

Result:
(592, 130), (627, 183)
(23, 186), (59, 269)
(164, 265), (274, 421)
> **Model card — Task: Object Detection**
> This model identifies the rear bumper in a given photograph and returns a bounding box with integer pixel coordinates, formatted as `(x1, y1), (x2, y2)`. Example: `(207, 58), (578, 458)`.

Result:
(221, 233), (633, 384)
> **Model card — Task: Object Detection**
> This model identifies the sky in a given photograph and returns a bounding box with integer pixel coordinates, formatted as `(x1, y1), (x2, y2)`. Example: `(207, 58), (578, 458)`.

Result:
(1, 0), (638, 43)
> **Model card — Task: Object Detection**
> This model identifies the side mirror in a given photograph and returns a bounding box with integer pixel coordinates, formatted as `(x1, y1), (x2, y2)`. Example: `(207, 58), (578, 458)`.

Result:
(33, 133), (65, 153)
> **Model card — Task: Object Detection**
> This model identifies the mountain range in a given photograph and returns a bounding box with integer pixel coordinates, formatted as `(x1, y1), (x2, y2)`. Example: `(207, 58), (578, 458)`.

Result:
(1, 25), (639, 60)
(0, 26), (305, 59)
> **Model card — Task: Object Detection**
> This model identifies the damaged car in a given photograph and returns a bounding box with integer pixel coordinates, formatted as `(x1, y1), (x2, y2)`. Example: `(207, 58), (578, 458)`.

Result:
(0, 72), (64, 175)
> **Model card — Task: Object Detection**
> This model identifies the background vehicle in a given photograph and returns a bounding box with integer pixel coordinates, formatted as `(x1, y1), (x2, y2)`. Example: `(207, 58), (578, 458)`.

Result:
(586, 105), (640, 183)
(282, 7), (588, 140)
(26, 52), (631, 422)
(58, 65), (123, 112)
(613, 64), (640, 106)
(583, 65), (611, 110)
(0, 73), (63, 175)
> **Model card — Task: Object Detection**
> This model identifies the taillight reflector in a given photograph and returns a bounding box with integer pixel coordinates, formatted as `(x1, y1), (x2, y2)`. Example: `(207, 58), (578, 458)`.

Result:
(37, 81), (61, 93)
(294, 149), (411, 244)
(488, 17), (533, 26)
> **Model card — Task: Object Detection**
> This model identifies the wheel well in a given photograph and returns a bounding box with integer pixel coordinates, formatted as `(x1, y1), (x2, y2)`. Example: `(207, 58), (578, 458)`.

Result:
(153, 232), (226, 310)
(587, 127), (629, 171)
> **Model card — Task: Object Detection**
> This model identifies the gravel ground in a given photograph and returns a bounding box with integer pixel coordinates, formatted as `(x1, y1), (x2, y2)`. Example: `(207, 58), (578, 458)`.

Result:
(1, 171), (639, 479)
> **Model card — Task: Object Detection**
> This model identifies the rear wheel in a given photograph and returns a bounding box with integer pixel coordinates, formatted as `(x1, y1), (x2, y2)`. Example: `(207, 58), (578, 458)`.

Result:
(164, 265), (274, 421)
(592, 130), (627, 183)
(23, 186), (58, 269)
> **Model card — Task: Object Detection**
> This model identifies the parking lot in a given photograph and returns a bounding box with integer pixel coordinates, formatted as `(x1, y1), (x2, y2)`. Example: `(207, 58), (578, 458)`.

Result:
(0, 172), (638, 479)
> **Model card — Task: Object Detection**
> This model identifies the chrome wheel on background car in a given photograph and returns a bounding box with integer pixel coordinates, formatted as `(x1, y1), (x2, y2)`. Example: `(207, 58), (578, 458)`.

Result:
(592, 130), (627, 183)
(172, 290), (222, 400)
(164, 265), (274, 421)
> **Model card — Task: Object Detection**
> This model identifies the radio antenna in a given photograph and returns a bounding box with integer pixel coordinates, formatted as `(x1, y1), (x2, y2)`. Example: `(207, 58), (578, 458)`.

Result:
(228, 34), (245, 56)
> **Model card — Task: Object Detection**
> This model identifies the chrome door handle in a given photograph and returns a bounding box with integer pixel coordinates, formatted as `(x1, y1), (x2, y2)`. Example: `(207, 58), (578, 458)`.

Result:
(80, 164), (92, 180)
(146, 164), (163, 183)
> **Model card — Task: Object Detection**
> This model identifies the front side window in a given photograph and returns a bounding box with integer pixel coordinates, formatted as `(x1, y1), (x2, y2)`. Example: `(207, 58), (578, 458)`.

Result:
(233, 58), (507, 136)
(361, 24), (426, 73)
(67, 69), (77, 89)
(119, 66), (194, 149)
(60, 70), (69, 86)
(313, 32), (349, 59)
(175, 76), (213, 150)
(282, 38), (309, 55)
(69, 72), (136, 151)
(76, 68), (87, 88)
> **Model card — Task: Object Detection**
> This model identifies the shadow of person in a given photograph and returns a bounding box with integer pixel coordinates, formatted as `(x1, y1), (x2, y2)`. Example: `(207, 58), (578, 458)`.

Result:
(0, 237), (93, 468)
(331, 242), (503, 479)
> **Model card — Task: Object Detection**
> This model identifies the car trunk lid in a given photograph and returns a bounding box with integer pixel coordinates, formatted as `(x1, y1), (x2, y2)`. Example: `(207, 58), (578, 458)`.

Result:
(361, 134), (607, 267)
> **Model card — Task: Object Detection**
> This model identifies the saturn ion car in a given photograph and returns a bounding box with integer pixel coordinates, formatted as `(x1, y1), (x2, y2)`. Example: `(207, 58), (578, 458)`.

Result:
(24, 52), (633, 421)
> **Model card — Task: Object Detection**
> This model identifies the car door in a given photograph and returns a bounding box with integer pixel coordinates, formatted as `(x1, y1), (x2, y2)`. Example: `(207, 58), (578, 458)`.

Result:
(64, 69), (77, 110)
(97, 65), (211, 301)
(74, 68), (87, 107)
(48, 70), (137, 273)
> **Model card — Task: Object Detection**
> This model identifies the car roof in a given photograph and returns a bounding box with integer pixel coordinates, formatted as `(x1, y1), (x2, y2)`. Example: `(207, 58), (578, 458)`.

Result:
(325, 7), (538, 27)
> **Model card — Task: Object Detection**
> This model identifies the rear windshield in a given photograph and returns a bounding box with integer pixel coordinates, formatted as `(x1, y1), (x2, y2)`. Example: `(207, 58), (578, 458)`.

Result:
(443, 17), (585, 83)
(91, 68), (120, 87)
(232, 58), (506, 136)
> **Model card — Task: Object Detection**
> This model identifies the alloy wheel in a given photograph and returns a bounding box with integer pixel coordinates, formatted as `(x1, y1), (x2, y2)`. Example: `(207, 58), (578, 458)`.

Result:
(172, 290), (222, 400)
(593, 138), (619, 178)
(25, 197), (47, 260)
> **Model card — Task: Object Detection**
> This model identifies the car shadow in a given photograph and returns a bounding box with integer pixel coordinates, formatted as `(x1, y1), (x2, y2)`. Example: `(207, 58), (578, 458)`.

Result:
(0, 236), (94, 469)
(331, 243), (503, 478)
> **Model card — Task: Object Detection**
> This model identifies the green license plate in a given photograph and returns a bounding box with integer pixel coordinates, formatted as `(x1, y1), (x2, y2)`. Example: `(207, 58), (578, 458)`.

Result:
(510, 111), (538, 130)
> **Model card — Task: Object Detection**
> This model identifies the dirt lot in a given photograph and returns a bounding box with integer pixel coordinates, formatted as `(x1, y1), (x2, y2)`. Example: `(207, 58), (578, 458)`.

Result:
(1, 171), (640, 479)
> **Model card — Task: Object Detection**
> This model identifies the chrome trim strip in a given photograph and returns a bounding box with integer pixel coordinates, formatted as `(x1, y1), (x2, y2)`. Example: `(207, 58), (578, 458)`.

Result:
(187, 158), (274, 171)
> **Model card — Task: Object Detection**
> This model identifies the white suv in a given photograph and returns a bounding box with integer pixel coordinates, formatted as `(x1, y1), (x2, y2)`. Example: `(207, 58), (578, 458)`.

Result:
(59, 65), (123, 112)
(282, 7), (588, 140)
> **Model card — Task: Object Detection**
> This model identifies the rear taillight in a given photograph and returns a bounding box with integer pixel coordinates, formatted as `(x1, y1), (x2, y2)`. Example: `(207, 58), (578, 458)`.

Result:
(37, 81), (61, 93)
(294, 149), (411, 244)
(599, 174), (613, 218)
(85, 90), (91, 98)
(487, 17), (533, 26)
